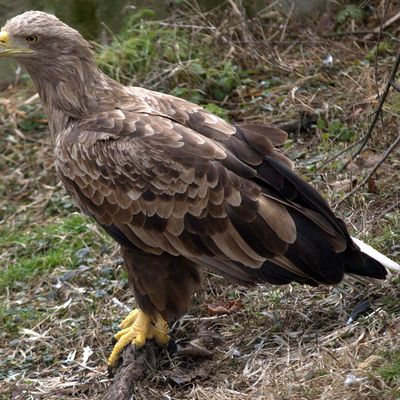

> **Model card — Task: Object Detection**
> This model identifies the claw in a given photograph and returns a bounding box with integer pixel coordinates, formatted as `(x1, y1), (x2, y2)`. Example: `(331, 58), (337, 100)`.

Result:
(107, 308), (170, 366)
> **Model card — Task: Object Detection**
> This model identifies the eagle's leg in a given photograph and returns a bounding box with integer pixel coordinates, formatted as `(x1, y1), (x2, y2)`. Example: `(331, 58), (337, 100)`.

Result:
(107, 246), (201, 366)
(108, 308), (170, 366)
(119, 308), (140, 329)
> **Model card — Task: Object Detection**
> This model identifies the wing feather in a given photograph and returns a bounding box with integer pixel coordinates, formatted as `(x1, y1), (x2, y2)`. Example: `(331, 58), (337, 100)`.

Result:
(56, 96), (359, 287)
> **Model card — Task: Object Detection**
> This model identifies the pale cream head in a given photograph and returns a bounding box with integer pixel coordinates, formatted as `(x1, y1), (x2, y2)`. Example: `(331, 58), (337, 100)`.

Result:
(0, 10), (92, 61)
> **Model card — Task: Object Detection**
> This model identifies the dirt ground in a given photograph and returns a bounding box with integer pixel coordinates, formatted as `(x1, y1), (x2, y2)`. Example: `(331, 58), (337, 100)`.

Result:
(0, 2), (399, 399)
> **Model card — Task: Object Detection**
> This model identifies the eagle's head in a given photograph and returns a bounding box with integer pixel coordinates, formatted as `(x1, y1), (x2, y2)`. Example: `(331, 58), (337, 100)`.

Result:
(0, 11), (92, 62)
(0, 11), (126, 124)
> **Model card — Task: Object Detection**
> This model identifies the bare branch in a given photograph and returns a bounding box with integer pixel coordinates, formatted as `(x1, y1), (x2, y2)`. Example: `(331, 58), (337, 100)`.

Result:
(107, 343), (158, 400)
(337, 132), (400, 205)
(340, 48), (400, 171)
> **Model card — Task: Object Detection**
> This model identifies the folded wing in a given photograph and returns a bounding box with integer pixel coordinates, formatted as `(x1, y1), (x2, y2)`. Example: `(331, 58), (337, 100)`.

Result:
(55, 96), (386, 288)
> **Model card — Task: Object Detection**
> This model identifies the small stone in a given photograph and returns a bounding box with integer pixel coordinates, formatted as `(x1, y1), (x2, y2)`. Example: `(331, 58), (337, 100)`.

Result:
(75, 247), (90, 260)
(60, 270), (79, 282)
(231, 348), (241, 357)
(344, 373), (367, 386)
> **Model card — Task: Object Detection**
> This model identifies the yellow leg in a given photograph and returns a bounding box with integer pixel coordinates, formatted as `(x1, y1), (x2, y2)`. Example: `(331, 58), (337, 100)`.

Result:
(108, 308), (170, 366)
(119, 309), (139, 329)
(153, 314), (170, 347)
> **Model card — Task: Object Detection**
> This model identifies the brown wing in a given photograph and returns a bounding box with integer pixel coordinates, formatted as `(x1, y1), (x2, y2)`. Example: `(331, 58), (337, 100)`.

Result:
(126, 87), (291, 150)
(56, 106), (384, 290)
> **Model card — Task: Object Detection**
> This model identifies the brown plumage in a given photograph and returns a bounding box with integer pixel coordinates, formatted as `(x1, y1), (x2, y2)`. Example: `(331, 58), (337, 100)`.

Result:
(1, 11), (390, 352)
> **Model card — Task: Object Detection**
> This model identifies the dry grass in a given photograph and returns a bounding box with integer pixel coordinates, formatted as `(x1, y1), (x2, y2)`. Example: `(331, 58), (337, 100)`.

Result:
(1, 1), (400, 399)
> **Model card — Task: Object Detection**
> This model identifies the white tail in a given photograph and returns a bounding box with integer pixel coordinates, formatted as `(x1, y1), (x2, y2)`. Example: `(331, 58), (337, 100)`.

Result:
(351, 236), (400, 272)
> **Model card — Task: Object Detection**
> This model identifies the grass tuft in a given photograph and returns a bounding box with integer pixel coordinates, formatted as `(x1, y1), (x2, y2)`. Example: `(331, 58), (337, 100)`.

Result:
(0, 213), (110, 290)
(96, 9), (248, 104)
(378, 350), (400, 389)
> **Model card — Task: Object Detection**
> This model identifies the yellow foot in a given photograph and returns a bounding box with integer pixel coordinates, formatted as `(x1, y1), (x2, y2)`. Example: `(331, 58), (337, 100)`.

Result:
(107, 308), (170, 366)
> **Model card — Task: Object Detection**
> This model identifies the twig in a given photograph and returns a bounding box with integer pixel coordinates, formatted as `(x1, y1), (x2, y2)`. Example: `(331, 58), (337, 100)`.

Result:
(336, 132), (400, 205)
(318, 137), (364, 170)
(374, 9), (400, 32)
(321, 30), (396, 38)
(374, 202), (400, 222)
(321, 11), (400, 38)
(106, 343), (158, 400)
(227, 0), (254, 44)
(390, 79), (400, 92)
(372, 1), (390, 156)
(279, 1), (295, 42)
(340, 48), (400, 172)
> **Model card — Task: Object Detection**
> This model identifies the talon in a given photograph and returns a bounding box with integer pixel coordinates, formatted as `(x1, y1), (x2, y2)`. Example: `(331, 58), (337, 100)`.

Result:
(108, 308), (170, 367)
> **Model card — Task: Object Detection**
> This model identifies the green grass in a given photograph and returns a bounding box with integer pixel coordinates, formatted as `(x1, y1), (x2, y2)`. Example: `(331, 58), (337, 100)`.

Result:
(0, 304), (45, 334)
(0, 213), (110, 291)
(316, 117), (356, 143)
(378, 350), (400, 393)
(364, 212), (399, 258)
(96, 9), (250, 104)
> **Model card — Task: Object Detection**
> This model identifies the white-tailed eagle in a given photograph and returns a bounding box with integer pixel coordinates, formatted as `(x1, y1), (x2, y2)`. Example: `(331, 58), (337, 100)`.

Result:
(1, 11), (398, 367)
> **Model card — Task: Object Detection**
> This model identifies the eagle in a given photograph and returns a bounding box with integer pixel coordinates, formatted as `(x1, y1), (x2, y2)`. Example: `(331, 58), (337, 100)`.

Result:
(1, 11), (398, 367)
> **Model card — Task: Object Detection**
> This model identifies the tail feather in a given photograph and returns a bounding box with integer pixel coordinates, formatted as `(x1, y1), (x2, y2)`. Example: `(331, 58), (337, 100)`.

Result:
(351, 237), (400, 272)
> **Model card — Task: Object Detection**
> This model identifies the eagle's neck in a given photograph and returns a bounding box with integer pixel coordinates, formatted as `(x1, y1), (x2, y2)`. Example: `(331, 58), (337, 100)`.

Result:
(21, 55), (129, 140)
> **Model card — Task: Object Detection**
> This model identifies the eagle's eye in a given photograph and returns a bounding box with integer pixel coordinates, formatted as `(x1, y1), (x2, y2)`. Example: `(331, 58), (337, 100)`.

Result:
(25, 34), (39, 43)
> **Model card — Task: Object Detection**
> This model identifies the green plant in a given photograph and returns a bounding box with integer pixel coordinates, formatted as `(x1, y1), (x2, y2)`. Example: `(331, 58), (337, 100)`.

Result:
(316, 118), (355, 143)
(0, 213), (111, 290)
(96, 10), (247, 103)
(336, 4), (364, 24)
(378, 350), (400, 382)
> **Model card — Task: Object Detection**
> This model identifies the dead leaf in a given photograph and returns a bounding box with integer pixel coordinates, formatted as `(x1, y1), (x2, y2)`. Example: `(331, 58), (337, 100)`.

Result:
(328, 178), (357, 193)
(346, 161), (361, 174)
(367, 176), (377, 193)
(165, 366), (211, 385)
(176, 338), (213, 358)
(206, 300), (243, 315)
(358, 355), (384, 370)
(174, 323), (224, 359)
(359, 151), (381, 168)
(12, 385), (28, 400)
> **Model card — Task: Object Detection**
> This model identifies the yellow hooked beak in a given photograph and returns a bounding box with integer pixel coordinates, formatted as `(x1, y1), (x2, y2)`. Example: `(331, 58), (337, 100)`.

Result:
(0, 31), (33, 57)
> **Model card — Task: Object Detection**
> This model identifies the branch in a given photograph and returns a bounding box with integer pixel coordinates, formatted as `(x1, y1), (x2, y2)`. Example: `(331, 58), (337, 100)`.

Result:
(340, 48), (400, 172)
(390, 79), (400, 92)
(321, 30), (398, 40)
(374, 9), (400, 32)
(336, 132), (400, 205)
(318, 137), (363, 170)
(105, 323), (221, 399)
(106, 343), (158, 400)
